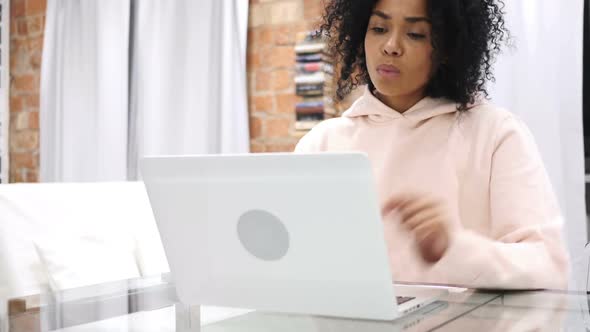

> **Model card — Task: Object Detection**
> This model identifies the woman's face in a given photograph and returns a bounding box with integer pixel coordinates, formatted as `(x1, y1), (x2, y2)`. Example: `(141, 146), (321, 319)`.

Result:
(364, 0), (434, 106)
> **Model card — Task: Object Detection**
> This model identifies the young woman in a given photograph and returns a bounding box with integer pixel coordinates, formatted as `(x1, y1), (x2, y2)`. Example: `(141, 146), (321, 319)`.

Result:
(295, 0), (569, 289)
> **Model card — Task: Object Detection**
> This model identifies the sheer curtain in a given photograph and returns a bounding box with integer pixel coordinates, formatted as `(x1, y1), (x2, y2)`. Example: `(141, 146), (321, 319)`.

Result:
(40, 0), (131, 182)
(489, 0), (586, 290)
(127, 0), (250, 179)
(41, 0), (250, 182)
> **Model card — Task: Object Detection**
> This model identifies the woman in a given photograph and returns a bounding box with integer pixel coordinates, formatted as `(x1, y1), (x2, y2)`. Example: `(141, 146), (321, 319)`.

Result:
(295, 0), (569, 289)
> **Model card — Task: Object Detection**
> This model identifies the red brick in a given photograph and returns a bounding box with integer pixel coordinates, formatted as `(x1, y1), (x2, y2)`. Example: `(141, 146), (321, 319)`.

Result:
(268, 46), (294, 68)
(26, 169), (39, 183)
(30, 50), (42, 69)
(249, 116), (263, 139)
(247, 51), (260, 71)
(268, 1), (303, 24)
(303, 20), (320, 32)
(12, 75), (36, 92)
(26, 15), (44, 35)
(247, 29), (256, 49)
(26, 0), (47, 16)
(247, 10), (257, 28)
(12, 170), (26, 183)
(255, 70), (271, 91)
(11, 131), (39, 151)
(275, 93), (298, 114)
(28, 37), (45, 69)
(28, 35), (44, 50)
(11, 0), (26, 18)
(16, 19), (28, 36)
(29, 112), (40, 129)
(250, 141), (265, 153)
(12, 168), (35, 183)
(294, 21), (312, 35)
(11, 152), (36, 169)
(252, 95), (273, 112)
(265, 142), (297, 152)
(266, 118), (291, 138)
(259, 26), (273, 46)
(258, 48), (271, 70)
(11, 38), (28, 56)
(271, 69), (292, 91)
(9, 54), (18, 73)
(10, 39), (30, 71)
(24, 94), (40, 109)
(304, 0), (324, 20)
(11, 21), (18, 36)
(274, 25), (295, 46)
(10, 96), (24, 113)
(247, 73), (255, 95)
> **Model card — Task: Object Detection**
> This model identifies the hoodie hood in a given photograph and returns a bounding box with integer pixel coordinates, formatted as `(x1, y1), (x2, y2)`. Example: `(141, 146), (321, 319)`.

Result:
(342, 86), (461, 123)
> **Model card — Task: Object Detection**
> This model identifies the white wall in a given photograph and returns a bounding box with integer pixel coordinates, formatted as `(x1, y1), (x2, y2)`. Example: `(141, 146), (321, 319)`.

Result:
(489, 0), (586, 290)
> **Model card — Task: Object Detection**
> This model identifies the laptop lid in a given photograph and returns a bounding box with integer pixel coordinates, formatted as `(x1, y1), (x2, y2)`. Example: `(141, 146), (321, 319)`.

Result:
(140, 153), (398, 320)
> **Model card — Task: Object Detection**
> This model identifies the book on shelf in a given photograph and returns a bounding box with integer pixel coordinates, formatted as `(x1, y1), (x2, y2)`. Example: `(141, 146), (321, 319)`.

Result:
(296, 100), (336, 116)
(296, 112), (324, 120)
(295, 53), (333, 63)
(295, 71), (332, 85)
(295, 62), (334, 75)
(296, 83), (324, 96)
(294, 43), (326, 54)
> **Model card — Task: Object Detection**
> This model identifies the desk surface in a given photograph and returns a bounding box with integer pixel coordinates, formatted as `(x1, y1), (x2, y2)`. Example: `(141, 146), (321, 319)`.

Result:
(3, 275), (588, 332)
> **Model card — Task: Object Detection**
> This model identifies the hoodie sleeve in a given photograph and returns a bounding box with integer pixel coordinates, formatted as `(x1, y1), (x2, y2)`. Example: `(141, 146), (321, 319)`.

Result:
(432, 116), (570, 289)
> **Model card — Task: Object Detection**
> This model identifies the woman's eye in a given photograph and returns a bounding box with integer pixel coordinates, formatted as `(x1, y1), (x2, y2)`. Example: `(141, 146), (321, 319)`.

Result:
(408, 33), (426, 40)
(371, 27), (387, 34)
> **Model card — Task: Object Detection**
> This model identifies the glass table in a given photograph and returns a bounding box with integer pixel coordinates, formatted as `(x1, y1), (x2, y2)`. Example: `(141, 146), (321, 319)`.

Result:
(2, 274), (588, 331)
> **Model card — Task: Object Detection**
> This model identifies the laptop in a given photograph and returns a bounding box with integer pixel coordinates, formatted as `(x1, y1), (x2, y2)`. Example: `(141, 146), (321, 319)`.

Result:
(140, 153), (446, 321)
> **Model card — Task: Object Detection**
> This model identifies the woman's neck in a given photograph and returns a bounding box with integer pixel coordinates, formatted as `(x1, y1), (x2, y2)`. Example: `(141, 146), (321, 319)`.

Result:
(373, 89), (426, 113)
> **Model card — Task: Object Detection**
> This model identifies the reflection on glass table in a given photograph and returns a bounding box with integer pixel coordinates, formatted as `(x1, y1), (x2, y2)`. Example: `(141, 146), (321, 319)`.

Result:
(2, 274), (589, 332)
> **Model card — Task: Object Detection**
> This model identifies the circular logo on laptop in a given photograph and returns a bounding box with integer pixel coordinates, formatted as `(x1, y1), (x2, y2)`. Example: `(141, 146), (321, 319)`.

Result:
(237, 210), (290, 261)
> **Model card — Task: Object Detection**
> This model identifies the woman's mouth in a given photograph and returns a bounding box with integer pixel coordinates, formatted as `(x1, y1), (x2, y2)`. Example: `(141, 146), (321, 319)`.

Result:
(376, 64), (401, 79)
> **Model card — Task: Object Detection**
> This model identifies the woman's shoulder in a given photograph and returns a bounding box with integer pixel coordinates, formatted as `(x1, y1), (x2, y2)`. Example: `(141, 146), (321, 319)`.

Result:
(464, 101), (514, 123)
(314, 116), (356, 133)
(460, 101), (525, 135)
(294, 116), (355, 153)
(462, 101), (536, 150)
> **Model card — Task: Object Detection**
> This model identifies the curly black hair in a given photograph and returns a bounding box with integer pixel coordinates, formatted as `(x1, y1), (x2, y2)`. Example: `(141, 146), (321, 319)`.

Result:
(318, 0), (510, 110)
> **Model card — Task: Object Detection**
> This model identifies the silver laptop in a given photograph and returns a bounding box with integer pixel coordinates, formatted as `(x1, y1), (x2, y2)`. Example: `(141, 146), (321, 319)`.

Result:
(140, 153), (446, 321)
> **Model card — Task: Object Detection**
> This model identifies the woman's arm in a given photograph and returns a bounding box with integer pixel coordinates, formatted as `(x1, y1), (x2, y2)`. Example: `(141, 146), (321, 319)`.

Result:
(432, 116), (570, 289)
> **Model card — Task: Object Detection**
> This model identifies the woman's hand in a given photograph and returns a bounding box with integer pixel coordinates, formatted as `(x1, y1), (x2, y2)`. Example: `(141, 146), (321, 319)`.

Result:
(382, 193), (453, 263)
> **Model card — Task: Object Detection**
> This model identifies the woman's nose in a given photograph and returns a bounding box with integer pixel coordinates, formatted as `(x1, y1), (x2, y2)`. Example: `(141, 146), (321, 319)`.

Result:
(383, 33), (403, 56)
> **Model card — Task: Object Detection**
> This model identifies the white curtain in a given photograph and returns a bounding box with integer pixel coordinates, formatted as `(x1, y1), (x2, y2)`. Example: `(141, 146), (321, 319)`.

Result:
(489, 0), (586, 290)
(40, 0), (131, 182)
(128, 0), (251, 178)
(41, 0), (250, 182)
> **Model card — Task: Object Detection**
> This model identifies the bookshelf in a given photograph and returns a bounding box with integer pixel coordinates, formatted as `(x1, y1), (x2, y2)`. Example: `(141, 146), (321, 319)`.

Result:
(293, 31), (337, 132)
(0, 0), (8, 183)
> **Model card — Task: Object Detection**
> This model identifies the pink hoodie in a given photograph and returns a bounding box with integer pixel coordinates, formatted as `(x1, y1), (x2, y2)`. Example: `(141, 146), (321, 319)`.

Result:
(295, 87), (569, 290)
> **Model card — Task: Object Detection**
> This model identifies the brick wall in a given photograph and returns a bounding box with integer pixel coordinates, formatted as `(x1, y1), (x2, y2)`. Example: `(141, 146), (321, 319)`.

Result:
(247, 0), (324, 153)
(9, 0), (45, 182)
